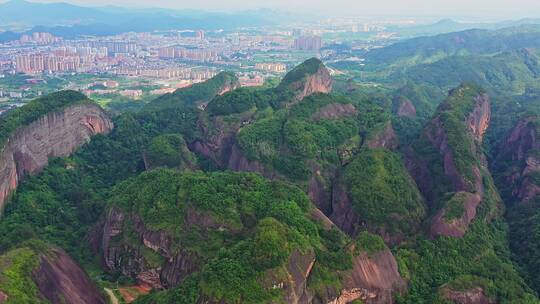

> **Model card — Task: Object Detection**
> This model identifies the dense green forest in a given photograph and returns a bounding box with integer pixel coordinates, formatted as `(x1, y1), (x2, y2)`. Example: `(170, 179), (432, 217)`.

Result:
(4, 24), (540, 304)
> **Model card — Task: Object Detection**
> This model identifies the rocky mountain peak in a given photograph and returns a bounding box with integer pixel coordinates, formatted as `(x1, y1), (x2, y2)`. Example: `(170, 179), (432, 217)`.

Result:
(279, 57), (332, 101)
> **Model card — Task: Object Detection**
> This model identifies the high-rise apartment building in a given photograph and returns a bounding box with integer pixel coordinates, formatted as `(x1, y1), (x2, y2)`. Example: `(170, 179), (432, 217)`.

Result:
(293, 36), (323, 51)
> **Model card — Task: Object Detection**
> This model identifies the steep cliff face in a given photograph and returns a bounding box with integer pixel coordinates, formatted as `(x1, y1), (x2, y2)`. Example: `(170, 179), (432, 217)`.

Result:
(189, 111), (261, 173)
(497, 116), (540, 295)
(429, 192), (483, 238)
(100, 207), (200, 289)
(407, 84), (497, 238)
(394, 98), (417, 118)
(227, 142), (272, 175)
(279, 58), (332, 102)
(329, 149), (426, 245)
(0, 244), (106, 304)
(325, 248), (406, 304)
(466, 94), (490, 143)
(279, 249), (316, 304)
(0, 103), (112, 211)
(329, 181), (360, 237)
(495, 116), (540, 201)
(32, 247), (107, 304)
(366, 123), (399, 150)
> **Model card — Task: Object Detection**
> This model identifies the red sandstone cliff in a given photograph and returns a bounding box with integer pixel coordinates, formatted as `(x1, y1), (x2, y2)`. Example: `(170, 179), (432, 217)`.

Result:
(0, 103), (112, 211)
(0, 245), (106, 304)
(407, 87), (494, 238)
(32, 247), (107, 304)
(496, 116), (540, 202)
(281, 59), (333, 102)
(366, 123), (399, 150)
(100, 207), (201, 289)
(394, 98), (417, 118)
(329, 249), (406, 304)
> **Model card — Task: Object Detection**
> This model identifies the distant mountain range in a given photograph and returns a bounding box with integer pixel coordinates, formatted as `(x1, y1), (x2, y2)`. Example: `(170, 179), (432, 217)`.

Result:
(0, 0), (296, 41)
(390, 18), (540, 37)
(2, 0), (540, 42)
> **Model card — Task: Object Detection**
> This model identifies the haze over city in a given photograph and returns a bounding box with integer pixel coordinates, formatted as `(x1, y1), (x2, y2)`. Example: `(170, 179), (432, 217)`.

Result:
(1, 0), (540, 19)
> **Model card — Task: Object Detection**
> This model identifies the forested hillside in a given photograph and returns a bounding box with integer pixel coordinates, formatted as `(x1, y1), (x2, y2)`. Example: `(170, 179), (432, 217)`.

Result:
(4, 24), (540, 304)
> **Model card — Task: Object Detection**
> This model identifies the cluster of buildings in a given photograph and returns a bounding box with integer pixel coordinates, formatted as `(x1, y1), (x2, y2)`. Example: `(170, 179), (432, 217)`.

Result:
(293, 36), (323, 51)
(158, 47), (220, 62)
(114, 67), (218, 81)
(0, 27), (337, 102)
(16, 54), (82, 73)
(3, 28), (326, 78)
(255, 62), (287, 73)
(20, 32), (61, 44)
(12, 42), (137, 74)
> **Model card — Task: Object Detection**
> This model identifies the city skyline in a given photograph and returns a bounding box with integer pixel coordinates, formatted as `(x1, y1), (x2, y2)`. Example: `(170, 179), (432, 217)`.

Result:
(1, 0), (540, 19)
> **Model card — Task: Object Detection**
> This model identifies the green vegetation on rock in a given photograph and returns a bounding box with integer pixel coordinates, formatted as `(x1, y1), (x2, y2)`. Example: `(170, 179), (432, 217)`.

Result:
(0, 246), (42, 304)
(343, 149), (426, 235)
(279, 57), (324, 88)
(0, 90), (91, 149)
(354, 231), (386, 256)
(144, 72), (239, 111)
(110, 169), (352, 303)
(145, 134), (197, 170)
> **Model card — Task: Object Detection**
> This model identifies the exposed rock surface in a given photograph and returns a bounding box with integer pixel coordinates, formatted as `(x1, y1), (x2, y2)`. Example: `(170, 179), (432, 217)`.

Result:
(496, 116), (540, 202)
(226, 142), (275, 178)
(330, 181), (360, 237)
(281, 58), (333, 102)
(189, 111), (260, 174)
(423, 116), (483, 194)
(327, 249), (406, 304)
(32, 247), (107, 304)
(100, 207), (200, 289)
(440, 286), (494, 304)
(281, 250), (316, 304)
(366, 123), (399, 150)
(0, 103), (112, 211)
(407, 86), (495, 238)
(430, 192), (482, 238)
(395, 98), (417, 117)
(312, 103), (357, 120)
(467, 94), (491, 143)
(217, 78), (241, 96)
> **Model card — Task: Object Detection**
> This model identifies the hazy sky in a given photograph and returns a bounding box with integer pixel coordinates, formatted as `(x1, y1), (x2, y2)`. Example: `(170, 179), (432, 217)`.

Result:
(7, 0), (540, 19)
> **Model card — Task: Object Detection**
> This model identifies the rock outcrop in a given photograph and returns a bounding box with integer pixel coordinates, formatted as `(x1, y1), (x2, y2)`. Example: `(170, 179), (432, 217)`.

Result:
(312, 103), (357, 120)
(329, 181), (360, 236)
(188, 110), (272, 178)
(32, 247), (107, 304)
(279, 58), (332, 102)
(394, 97), (417, 118)
(430, 192), (482, 238)
(326, 248), (406, 304)
(495, 116), (540, 202)
(466, 94), (490, 143)
(0, 103), (112, 211)
(281, 249), (316, 304)
(366, 123), (399, 150)
(440, 286), (494, 304)
(407, 84), (496, 238)
(0, 245), (106, 304)
(100, 207), (200, 289)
